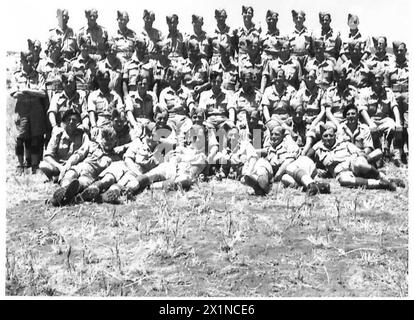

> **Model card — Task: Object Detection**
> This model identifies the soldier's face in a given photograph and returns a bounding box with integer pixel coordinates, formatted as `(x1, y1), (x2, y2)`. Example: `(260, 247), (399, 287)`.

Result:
(322, 128), (336, 148)
(63, 78), (76, 93)
(101, 137), (117, 153)
(395, 45), (407, 58)
(241, 74), (254, 91)
(193, 21), (203, 31)
(155, 113), (168, 127)
(211, 75), (223, 91)
(321, 15), (331, 27)
(169, 73), (181, 87)
(215, 14), (227, 24)
(273, 70), (285, 86)
(350, 46), (362, 59)
(376, 38), (386, 53)
(97, 76), (110, 90)
(304, 72), (316, 86)
(61, 13), (69, 24)
(168, 20), (178, 31)
(266, 16), (277, 27)
(294, 14), (305, 26)
(346, 108), (358, 124)
(228, 129), (240, 144)
(191, 112), (204, 125)
(137, 77), (149, 92)
(373, 74), (384, 90)
(63, 115), (80, 134)
(270, 127), (284, 147)
(112, 117), (126, 132)
(87, 12), (98, 24)
(243, 9), (253, 23)
(118, 16), (129, 29)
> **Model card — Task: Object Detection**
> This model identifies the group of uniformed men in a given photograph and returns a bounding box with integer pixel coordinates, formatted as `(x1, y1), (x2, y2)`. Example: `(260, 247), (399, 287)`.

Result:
(10, 7), (408, 205)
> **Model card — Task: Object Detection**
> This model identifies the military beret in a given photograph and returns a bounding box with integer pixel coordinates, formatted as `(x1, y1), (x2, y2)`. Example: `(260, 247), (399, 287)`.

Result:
(143, 9), (155, 19)
(266, 10), (278, 19)
(192, 15), (203, 24)
(214, 9), (227, 18)
(166, 14), (179, 24)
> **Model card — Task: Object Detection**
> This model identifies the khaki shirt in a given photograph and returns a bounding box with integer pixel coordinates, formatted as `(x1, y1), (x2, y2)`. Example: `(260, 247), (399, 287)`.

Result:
(292, 86), (324, 124)
(288, 27), (312, 56)
(322, 85), (359, 122)
(264, 57), (302, 89)
(87, 89), (124, 125)
(232, 87), (262, 120)
(338, 122), (373, 151)
(77, 24), (108, 60)
(262, 85), (296, 122)
(159, 86), (194, 116)
(45, 126), (88, 162)
(48, 26), (78, 57)
(111, 28), (136, 61)
(314, 28), (342, 59)
(122, 54), (153, 90)
(199, 89), (232, 119)
(97, 58), (123, 95)
(48, 90), (88, 122)
(141, 27), (163, 55)
(266, 135), (300, 169)
(304, 57), (334, 89)
(185, 31), (210, 59)
(387, 59), (409, 92)
(357, 87), (398, 122)
(69, 56), (98, 91)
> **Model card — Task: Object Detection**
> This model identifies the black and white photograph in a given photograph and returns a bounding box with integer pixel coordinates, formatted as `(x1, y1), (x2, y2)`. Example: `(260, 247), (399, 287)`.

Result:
(2, 0), (411, 299)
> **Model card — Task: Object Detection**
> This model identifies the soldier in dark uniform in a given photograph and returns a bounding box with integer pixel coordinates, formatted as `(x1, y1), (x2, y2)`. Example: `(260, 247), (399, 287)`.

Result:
(10, 51), (47, 174)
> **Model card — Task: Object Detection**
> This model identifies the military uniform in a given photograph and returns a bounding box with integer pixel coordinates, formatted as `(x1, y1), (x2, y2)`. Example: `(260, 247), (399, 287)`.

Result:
(322, 85), (359, 123)
(199, 89), (234, 130)
(141, 26), (163, 58)
(48, 26), (78, 60)
(304, 57), (334, 90)
(165, 30), (186, 61)
(233, 24), (261, 67)
(357, 87), (399, 141)
(314, 28), (342, 61)
(126, 90), (158, 127)
(232, 87), (262, 131)
(48, 90), (88, 125)
(97, 58), (123, 96)
(111, 28), (136, 65)
(340, 59), (369, 89)
(38, 57), (70, 100)
(261, 84), (296, 126)
(288, 26), (312, 67)
(122, 53), (153, 92)
(340, 31), (370, 60)
(10, 68), (47, 139)
(260, 29), (281, 69)
(69, 55), (98, 92)
(338, 122), (373, 151)
(182, 56), (209, 93)
(264, 56), (302, 90)
(185, 31), (211, 61)
(87, 89), (125, 127)
(77, 24), (108, 61)
(159, 85), (194, 141)
(209, 24), (234, 66)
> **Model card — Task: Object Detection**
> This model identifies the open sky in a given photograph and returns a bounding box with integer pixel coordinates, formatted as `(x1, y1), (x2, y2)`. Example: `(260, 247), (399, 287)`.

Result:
(1, 0), (412, 52)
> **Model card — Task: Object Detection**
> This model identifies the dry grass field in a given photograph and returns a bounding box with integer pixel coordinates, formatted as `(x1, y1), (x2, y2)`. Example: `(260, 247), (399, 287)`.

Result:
(5, 58), (408, 297)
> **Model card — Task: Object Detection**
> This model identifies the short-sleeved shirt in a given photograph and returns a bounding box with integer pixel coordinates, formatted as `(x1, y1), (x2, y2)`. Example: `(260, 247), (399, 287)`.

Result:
(218, 60), (239, 91)
(292, 86), (324, 124)
(183, 57), (209, 90)
(11, 69), (46, 117)
(233, 25), (261, 57)
(185, 31), (210, 60)
(87, 89), (124, 125)
(304, 57), (334, 89)
(366, 53), (393, 70)
(127, 91), (158, 120)
(69, 56), (98, 91)
(261, 85), (296, 122)
(387, 59), (409, 92)
(38, 58), (70, 95)
(199, 89), (232, 121)
(159, 86), (194, 116)
(313, 140), (360, 177)
(288, 27), (313, 56)
(314, 28), (342, 59)
(44, 126), (88, 162)
(209, 25), (234, 61)
(232, 88), (262, 120)
(266, 134), (300, 168)
(97, 58), (123, 95)
(77, 24), (108, 60)
(111, 28), (136, 61)
(338, 122), (373, 151)
(48, 26), (78, 58)
(122, 54), (153, 90)
(322, 85), (359, 122)
(141, 27), (163, 56)
(264, 57), (302, 89)
(340, 60), (369, 89)
(340, 31), (371, 57)
(48, 90), (88, 122)
(73, 140), (121, 174)
(260, 29), (281, 59)
(356, 87), (398, 122)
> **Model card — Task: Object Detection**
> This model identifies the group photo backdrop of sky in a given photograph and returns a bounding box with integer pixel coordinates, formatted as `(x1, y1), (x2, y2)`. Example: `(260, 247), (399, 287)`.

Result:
(2, 0), (411, 52)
